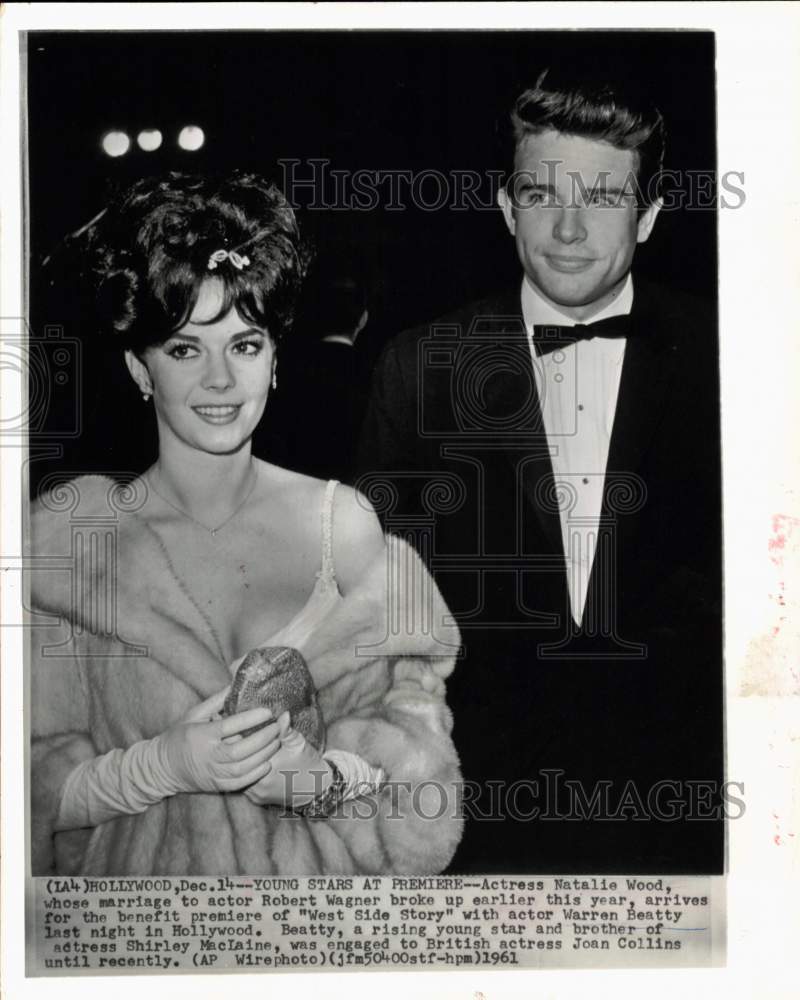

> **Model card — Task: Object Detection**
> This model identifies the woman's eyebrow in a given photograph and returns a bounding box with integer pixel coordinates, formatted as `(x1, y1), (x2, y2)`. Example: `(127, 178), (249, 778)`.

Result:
(165, 332), (201, 344)
(229, 328), (266, 342)
(165, 327), (265, 344)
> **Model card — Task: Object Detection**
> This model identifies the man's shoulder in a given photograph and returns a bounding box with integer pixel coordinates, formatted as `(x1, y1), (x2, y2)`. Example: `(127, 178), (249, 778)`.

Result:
(634, 278), (716, 335)
(381, 287), (522, 364)
(633, 279), (718, 393)
(376, 277), (716, 368)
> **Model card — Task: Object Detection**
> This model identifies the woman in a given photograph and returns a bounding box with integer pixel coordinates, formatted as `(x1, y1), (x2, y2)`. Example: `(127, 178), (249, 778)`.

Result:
(30, 172), (463, 876)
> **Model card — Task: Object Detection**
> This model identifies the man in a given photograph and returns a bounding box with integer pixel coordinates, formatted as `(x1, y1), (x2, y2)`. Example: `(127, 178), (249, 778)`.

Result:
(357, 68), (724, 875)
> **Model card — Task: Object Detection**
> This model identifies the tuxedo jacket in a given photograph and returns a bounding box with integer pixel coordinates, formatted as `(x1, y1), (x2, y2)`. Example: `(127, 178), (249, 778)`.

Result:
(356, 278), (724, 875)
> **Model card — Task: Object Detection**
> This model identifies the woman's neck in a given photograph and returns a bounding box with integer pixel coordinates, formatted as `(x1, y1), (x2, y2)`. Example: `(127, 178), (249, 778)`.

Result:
(149, 441), (257, 526)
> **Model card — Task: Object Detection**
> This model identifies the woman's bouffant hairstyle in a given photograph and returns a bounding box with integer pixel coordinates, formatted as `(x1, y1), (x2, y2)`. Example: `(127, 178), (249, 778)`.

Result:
(75, 171), (309, 354)
(508, 67), (666, 207)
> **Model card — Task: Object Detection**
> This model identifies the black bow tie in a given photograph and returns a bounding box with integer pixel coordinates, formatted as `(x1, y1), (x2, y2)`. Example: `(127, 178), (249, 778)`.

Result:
(533, 314), (632, 355)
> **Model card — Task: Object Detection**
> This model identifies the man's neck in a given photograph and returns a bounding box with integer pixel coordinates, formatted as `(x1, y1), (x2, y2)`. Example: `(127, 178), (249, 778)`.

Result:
(522, 274), (634, 327)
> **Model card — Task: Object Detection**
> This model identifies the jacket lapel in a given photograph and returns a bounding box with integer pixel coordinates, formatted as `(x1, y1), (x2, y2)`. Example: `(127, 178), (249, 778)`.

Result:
(475, 289), (565, 559)
(604, 281), (680, 489)
(517, 435), (565, 558)
(581, 281), (681, 622)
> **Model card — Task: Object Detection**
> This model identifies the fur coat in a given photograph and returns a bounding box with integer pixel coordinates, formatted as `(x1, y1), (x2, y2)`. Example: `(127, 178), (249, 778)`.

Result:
(29, 476), (463, 876)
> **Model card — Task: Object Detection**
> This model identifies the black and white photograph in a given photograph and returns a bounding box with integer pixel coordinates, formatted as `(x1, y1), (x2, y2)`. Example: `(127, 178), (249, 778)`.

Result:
(1, 2), (798, 994)
(25, 25), (722, 879)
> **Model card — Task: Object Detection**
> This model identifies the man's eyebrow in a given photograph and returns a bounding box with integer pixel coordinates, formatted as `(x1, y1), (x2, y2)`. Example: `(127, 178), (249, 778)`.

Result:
(587, 185), (635, 197)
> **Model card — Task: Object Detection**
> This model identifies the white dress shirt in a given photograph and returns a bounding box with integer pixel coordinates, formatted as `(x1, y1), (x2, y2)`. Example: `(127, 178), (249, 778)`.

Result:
(521, 274), (633, 627)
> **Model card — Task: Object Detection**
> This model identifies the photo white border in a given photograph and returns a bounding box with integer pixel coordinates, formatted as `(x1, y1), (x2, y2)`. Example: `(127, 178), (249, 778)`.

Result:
(3, 3), (798, 998)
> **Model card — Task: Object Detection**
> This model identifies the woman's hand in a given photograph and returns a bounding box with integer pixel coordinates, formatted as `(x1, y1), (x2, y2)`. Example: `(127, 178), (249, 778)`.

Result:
(242, 712), (333, 808)
(181, 688), (229, 724)
(154, 694), (282, 795)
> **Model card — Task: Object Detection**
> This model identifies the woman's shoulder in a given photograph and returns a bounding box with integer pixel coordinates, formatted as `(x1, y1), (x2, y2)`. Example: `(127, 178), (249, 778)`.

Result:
(328, 483), (385, 595)
(252, 460), (385, 593)
(33, 473), (123, 510)
(251, 459), (331, 512)
(31, 474), (142, 537)
(251, 459), (370, 521)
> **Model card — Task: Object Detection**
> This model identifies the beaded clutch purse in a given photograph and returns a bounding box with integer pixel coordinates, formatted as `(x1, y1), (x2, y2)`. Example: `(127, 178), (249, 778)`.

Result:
(222, 645), (326, 750)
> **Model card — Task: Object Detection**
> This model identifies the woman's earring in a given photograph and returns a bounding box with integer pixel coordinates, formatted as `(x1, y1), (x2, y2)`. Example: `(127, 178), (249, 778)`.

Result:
(271, 371), (277, 391)
(142, 391), (151, 402)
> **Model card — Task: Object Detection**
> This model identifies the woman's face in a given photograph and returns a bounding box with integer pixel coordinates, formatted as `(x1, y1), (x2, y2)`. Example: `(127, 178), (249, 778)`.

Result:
(127, 279), (275, 457)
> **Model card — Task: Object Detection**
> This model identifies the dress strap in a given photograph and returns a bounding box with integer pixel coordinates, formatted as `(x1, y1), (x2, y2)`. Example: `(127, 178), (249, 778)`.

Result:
(318, 479), (340, 586)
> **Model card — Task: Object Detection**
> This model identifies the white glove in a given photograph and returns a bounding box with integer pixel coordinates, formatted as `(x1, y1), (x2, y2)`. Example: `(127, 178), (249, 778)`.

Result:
(55, 690), (281, 830)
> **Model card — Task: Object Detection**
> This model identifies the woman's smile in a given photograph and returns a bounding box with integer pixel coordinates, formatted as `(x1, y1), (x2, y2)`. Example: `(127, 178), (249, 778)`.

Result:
(192, 403), (243, 424)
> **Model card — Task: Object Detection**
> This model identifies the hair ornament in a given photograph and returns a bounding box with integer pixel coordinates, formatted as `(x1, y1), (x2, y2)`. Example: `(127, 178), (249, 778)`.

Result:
(207, 248), (251, 272)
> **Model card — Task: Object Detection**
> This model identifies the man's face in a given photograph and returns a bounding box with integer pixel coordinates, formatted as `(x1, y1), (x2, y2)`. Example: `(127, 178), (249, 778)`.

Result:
(499, 130), (661, 320)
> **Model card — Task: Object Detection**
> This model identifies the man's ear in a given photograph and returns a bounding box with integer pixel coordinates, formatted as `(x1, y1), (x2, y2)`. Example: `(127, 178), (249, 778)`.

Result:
(497, 186), (516, 237)
(636, 198), (662, 244)
(124, 350), (153, 396)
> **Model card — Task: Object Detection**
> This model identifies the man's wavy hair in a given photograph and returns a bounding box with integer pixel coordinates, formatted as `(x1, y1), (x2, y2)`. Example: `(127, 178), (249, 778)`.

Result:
(508, 68), (666, 208)
(70, 171), (310, 355)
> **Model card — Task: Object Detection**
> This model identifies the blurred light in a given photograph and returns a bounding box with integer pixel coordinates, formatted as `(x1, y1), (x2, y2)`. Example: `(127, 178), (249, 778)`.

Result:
(101, 131), (131, 157)
(137, 129), (163, 152)
(178, 125), (205, 151)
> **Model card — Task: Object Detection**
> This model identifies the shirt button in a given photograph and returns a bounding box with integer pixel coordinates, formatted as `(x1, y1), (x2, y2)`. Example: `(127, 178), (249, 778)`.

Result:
(554, 373), (564, 383)
(582, 477), (590, 485)
(553, 351), (565, 363)
(577, 404), (584, 411)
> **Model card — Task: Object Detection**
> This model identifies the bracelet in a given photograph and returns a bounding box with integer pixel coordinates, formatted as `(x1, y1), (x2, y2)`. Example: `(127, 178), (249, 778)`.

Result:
(293, 760), (347, 819)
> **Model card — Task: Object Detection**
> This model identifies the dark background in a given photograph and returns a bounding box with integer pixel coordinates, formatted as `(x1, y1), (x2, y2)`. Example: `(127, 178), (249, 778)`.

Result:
(26, 30), (717, 490)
